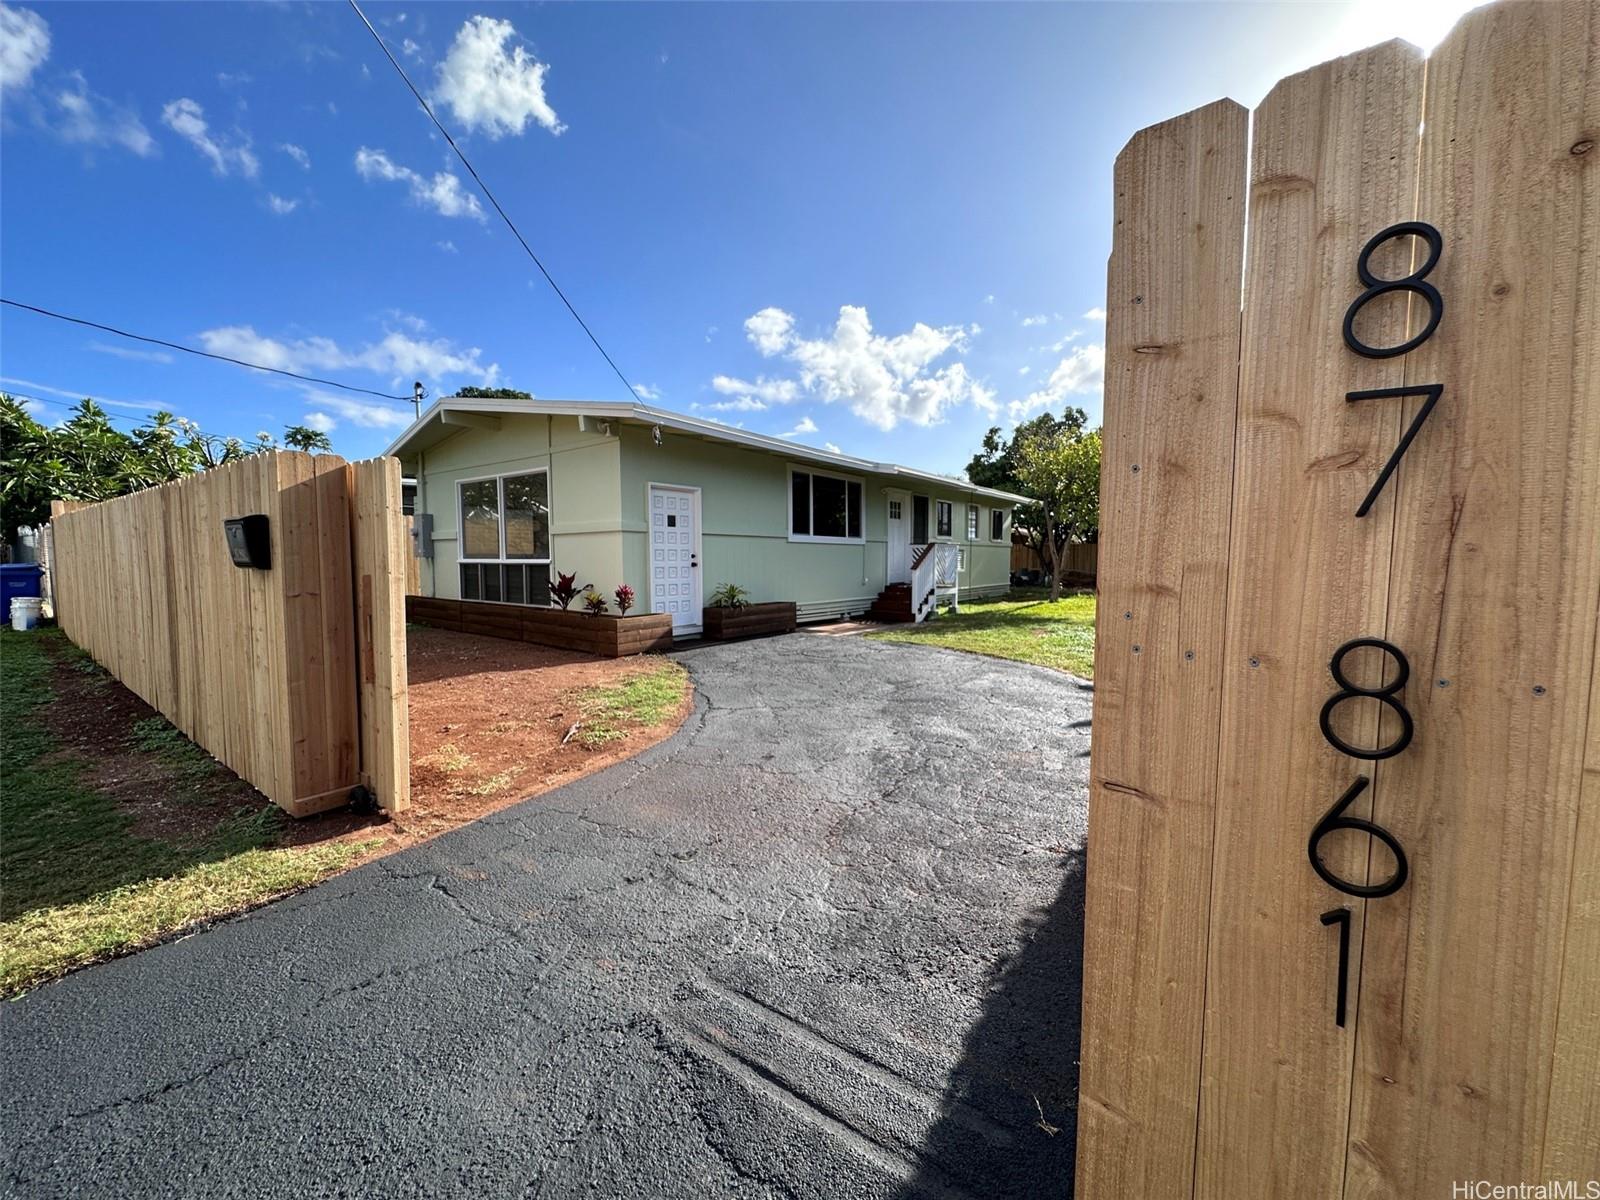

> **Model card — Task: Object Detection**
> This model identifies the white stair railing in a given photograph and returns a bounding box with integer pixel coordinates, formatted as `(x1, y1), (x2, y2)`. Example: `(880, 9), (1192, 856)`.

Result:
(910, 543), (961, 623)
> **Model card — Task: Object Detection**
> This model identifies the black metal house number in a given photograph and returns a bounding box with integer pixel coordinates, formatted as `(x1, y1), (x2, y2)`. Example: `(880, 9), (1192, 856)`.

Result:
(1314, 222), (1443, 1028)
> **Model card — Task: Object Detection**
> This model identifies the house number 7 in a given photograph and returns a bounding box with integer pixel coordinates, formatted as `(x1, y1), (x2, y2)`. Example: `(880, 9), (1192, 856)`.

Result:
(1314, 222), (1444, 1027)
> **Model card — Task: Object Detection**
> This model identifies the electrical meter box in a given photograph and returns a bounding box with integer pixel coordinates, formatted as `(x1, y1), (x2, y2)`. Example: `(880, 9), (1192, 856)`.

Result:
(224, 514), (271, 569)
(410, 512), (433, 559)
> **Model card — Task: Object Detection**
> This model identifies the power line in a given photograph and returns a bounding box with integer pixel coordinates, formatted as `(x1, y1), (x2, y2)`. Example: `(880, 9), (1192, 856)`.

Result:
(347, 0), (641, 405)
(0, 299), (417, 404)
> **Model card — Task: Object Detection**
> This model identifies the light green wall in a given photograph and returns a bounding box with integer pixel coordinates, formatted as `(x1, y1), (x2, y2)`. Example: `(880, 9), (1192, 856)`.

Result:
(406, 414), (1014, 618)
(410, 414), (625, 601)
(616, 424), (1012, 620)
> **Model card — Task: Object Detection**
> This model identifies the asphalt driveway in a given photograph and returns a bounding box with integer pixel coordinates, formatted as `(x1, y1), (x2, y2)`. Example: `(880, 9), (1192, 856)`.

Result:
(2, 633), (1092, 1199)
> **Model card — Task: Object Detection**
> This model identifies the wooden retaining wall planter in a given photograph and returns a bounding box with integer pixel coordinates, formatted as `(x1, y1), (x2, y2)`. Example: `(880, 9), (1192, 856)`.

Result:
(406, 596), (672, 658)
(702, 602), (797, 641)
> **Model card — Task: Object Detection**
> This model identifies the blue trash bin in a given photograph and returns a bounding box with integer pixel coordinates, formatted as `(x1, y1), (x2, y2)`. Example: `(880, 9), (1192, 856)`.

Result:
(0, 563), (44, 625)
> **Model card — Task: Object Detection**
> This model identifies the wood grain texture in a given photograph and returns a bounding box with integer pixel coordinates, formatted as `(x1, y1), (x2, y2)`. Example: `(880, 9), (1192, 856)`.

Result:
(349, 456), (411, 814)
(1195, 40), (1424, 1199)
(1345, 3), (1600, 1192)
(47, 452), (389, 815)
(1074, 97), (1247, 1200)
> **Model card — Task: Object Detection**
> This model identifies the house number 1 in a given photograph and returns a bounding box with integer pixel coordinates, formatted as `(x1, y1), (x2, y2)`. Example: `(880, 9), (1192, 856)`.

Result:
(1314, 222), (1444, 1028)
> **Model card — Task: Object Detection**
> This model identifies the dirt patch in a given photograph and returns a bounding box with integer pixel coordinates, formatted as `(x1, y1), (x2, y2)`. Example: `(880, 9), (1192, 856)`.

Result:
(38, 636), (288, 846)
(396, 626), (692, 843)
(30, 626), (689, 861)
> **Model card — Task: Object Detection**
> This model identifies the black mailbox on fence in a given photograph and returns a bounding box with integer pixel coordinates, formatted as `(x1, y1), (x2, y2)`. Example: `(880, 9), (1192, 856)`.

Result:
(224, 514), (271, 569)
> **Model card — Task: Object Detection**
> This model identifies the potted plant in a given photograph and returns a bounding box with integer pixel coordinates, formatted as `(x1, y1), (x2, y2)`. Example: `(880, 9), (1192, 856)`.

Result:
(703, 581), (797, 641)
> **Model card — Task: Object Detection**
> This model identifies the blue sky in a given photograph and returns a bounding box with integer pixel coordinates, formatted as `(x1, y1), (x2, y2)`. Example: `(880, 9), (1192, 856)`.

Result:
(1, 0), (1475, 473)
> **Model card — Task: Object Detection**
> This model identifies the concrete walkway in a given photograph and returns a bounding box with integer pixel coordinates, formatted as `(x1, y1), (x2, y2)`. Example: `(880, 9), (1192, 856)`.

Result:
(2, 634), (1091, 1199)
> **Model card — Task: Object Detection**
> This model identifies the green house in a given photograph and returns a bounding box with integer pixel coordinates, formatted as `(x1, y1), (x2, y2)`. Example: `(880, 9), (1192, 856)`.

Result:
(386, 397), (1028, 637)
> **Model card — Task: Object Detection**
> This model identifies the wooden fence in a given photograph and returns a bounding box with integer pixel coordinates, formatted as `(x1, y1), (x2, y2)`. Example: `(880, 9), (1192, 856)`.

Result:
(1008, 538), (1097, 580)
(50, 452), (410, 815)
(1078, 2), (1598, 1195)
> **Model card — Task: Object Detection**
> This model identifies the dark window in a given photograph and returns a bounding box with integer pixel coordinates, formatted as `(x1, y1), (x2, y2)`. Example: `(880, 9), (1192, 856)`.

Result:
(912, 496), (929, 543)
(936, 501), (953, 538)
(813, 474), (848, 538)
(459, 563), (551, 607)
(460, 562), (481, 600)
(991, 508), (1006, 541)
(791, 471), (811, 536)
(791, 469), (862, 541)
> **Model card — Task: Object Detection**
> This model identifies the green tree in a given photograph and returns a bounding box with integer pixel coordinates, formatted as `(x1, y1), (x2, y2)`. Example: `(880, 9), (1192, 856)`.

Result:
(966, 408), (1089, 571)
(0, 395), (65, 528)
(1013, 425), (1102, 601)
(283, 425), (333, 453)
(452, 386), (533, 400)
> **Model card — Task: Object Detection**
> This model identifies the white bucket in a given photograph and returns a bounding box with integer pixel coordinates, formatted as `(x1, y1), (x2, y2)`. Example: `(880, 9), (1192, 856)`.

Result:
(9, 596), (42, 632)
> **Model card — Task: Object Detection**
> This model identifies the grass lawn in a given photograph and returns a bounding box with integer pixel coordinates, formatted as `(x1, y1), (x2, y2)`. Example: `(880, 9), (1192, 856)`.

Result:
(866, 589), (1097, 678)
(0, 628), (379, 995)
(574, 660), (691, 748)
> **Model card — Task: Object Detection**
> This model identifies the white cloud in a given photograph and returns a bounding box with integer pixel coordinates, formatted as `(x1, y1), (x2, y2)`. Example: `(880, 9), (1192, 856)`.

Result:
(196, 324), (500, 386)
(0, 4), (49, 92)
(298, 393), (412, 431)
(777, 416), (818, 440)
(17, 396), (45, 417)
(52, 71), (155, 156)
(0, 375), (162, 411)
(1007, 344), (1105, 422)
(354, 147), (484, 220)
(982, 294), (995, 305)
(436, 240), (458, 253)
(161, 98), (258, 177)
(401, 38), (423, 62)
(1018, 365), (1031, 376)
(1082, 306), (1107, 322)
(708, 375), (798, 411)
(743, 307), (795, 357)
(632, 383), (661, 401)
(1021, 314), (1048, 327)
(734, 304), (995, 431)
(88, 342), (173, 365)
(266, 193), (299, 215)
(433, 15), (563, 138)
(280, 142), (310, 169)
(1044, 329), (1085, 352)
(823, 442), (841, 454)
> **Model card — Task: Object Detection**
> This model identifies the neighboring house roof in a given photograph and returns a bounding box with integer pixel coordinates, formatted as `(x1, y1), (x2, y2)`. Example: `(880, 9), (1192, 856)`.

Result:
(384, 397), (1032, 505)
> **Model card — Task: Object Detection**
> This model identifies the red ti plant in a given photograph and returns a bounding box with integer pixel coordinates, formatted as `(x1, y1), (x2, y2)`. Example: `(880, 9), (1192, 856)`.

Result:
(548, 570), (585, 610)
(614, 584), (635, 615)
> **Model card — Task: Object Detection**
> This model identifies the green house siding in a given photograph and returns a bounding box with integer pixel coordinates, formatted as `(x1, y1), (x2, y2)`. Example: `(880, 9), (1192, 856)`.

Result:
(616, 425), (1011, 621)
(412, 413), (625, 602)
(405, 413), (1013, 622)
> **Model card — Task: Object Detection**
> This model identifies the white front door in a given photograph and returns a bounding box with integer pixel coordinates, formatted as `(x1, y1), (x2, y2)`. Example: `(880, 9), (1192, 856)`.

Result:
(648, 483), (703, 634)
(886, 489), (911, 584)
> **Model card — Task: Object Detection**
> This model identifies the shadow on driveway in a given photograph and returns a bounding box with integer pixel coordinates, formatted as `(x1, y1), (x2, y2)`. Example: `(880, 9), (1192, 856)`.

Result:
(896, 848), (1085, 1200)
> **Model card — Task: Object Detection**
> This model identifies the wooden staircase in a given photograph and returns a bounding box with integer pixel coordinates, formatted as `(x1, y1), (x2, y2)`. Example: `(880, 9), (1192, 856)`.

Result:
(866, 581), (916, 623)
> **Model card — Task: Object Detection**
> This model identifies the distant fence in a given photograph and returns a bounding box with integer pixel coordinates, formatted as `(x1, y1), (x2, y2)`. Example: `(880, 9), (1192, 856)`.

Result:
(1008, 538), (1097, 580)
(50, 452), (410, 815)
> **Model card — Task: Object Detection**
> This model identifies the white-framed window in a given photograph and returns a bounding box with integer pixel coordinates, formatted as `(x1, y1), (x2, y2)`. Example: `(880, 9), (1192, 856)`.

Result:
(458, 469), (552, 605)
(935, 500), (953, 539)
(958, 547), (967, 572)
(789, 465), (864, 543)
(991, 508), (1007, 542)
(888, 498), (903, 521)
(966, 503), (980, 540)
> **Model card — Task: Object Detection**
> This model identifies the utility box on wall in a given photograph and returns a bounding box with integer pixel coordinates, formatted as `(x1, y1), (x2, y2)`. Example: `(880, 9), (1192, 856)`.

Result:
(1076, 4), (1599, 1197)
